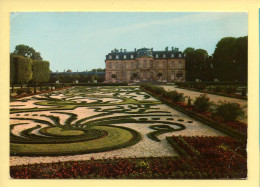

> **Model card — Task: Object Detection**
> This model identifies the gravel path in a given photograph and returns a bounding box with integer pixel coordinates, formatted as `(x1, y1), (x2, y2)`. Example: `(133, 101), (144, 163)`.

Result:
(10, 87), (228, 166)
(162, 85), (247, 122)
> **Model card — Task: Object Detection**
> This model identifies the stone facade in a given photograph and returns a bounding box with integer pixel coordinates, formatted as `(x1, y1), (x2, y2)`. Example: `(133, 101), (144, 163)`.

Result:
(105, 47), (185, 83)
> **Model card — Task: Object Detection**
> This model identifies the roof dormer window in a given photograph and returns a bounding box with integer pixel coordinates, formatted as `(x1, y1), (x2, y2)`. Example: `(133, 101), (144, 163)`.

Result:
(179, 54), (182, 58)
(131, 55), (134, 59)
(163, 54), (166, 58)
(171, 54), (174, 58)
(124, 55), (127, 59)
(116, 55), (119, 59)
(156, 54), (159, 58)
(109, 55), (112, 59)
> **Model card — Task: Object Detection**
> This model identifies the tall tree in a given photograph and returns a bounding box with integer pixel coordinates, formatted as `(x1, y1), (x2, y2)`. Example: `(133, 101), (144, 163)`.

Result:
(32, 60), (50, 92)
(10, 54), (16, 93)
(234, 36), (248, 82)
(184, 47), (212, 81)
(13, 44), (43, 60)
(16, 56), (33, 88)
(183, 47), (196, 81)
(212, 37), (237, 81)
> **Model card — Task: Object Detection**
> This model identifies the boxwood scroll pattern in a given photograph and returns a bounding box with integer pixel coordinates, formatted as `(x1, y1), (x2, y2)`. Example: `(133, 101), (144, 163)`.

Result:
(10, 86), (186, 156)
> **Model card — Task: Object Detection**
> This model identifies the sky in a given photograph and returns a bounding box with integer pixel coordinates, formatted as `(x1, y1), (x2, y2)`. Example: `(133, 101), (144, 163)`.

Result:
(10, 12), (248, 72)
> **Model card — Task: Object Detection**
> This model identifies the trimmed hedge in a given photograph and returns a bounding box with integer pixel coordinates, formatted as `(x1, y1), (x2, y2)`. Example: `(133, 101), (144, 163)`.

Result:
(140, 85), (247, 141)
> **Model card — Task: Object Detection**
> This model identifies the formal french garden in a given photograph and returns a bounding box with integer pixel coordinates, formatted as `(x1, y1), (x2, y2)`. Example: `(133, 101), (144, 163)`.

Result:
(10, 85), (247, 179)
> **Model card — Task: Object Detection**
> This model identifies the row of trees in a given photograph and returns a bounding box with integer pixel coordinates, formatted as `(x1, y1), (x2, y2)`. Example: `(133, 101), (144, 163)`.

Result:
(184, 36), (248, 82)
(10, 45), (50, 93)
(49, 74), (105, 83)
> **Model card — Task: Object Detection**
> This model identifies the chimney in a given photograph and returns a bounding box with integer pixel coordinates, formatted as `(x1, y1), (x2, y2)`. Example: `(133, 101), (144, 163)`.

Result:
(124, 49), (126, 52)
(165, 47), (168, 51)
(172, 47), (174, 51)
(120, 48), (122, 52)
(151, 48), (153, 51)
(134, 48), (136, 52)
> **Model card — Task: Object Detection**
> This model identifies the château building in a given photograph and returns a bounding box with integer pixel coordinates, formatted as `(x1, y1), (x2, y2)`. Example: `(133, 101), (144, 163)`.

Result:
(105, 47), (185, 83)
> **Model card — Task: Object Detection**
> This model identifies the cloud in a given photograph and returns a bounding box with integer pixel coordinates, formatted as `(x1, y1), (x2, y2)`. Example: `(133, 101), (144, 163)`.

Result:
(83, 12), (247, 38)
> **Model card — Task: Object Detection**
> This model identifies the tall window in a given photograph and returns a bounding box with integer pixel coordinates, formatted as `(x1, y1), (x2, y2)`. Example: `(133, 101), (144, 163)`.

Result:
(107, 62), (112, 69)
(171, 61), (175, 68)
(178, 61), (182, 69)
(163, 61), (167, 69)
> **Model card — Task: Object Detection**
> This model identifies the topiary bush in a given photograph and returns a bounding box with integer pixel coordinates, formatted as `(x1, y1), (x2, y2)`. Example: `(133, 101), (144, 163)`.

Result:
(214, 102), (244, 121)
(166, 90), (185, 102)
(187, 97), (192, 107)
(193, 94), (211, 113)
(153, 86), (165, 95)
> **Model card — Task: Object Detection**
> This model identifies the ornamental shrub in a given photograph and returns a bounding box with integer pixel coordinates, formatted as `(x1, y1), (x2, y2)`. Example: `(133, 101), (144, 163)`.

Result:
(187, 97), (192, 107)
(193, 94), (211, 112)
(224, 86), (238, 94)
(215, 102), (244, 121)
(152, 86), (165, 95)
(167, 90), (185, 102)
(16, 88), (27, 95)
(214, 86), (222, 92)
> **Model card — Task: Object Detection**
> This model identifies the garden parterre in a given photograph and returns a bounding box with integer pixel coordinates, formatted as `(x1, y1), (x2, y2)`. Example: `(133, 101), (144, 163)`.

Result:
(10, 86), (246, 178)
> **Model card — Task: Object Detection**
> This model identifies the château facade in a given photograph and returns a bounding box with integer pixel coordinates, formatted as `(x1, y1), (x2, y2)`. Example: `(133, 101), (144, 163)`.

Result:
(105, 47), (185, 83)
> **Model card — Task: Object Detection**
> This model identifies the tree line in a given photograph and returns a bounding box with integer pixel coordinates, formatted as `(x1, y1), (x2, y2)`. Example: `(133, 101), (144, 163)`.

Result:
(49, 74), (105, 83)
(10, 45), (50, 93)
(184, 36), (247, 83)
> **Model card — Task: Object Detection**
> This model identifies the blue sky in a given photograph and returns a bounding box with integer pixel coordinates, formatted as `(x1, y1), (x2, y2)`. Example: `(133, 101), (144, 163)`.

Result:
(10, 12), (248, 72)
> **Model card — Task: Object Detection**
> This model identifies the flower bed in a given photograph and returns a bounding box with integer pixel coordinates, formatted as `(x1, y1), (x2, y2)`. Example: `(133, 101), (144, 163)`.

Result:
(166, 136), (247, 179)
(140, 84), (247, 141)
(10, 143), (247, 179)
(11, 87), (71, 99)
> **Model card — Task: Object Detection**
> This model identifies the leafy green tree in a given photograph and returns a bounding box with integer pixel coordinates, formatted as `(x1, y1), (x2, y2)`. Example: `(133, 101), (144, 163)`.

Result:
(12, 44), (43, 60)
(183, 47), (196, 81)
(184, 48), (212, 81)
(10, 54), (16, 93)
(212, 37), (237, 81)
(233, 36), (248, 82)
(97, 68), (105, 72)
(32, 60), (50, 92)
(97, 75), (105, 82)
(91, 74), (98, 82)
(73, 74), (80, 82)
(16, 56), (33, 88)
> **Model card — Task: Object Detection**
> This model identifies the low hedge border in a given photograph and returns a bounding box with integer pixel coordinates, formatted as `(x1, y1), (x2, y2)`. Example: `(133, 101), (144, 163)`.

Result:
(10, 87), (71, 100)
(141, 87), (247, 142)
(10, 125), (142, 157)
(177, 86), (247, 100)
